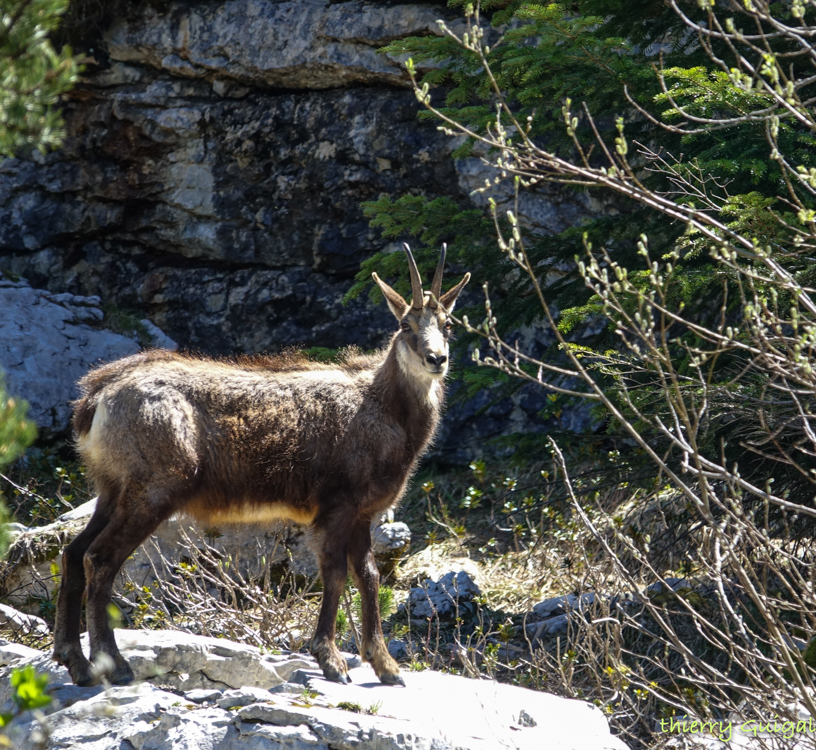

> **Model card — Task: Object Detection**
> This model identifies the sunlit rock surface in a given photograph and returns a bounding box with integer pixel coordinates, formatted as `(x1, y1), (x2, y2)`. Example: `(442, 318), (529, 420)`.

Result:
(0, 629), (629, 750)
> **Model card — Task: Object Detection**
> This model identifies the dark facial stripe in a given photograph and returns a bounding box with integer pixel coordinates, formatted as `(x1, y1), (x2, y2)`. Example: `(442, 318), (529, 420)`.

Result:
(402, 331), (419, 352)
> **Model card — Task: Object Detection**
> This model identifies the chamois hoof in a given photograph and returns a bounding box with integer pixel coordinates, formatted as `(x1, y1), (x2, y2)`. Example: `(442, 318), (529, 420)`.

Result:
(54, 648), (95, 687)
(313, 640), (352, 684)
(319, 657), (352, 684)
(365, 645), (404, 686)
(110, 662), (135, 685)
(70, 663), (97, 688)
(378, 671), (405, 687)
(89, 653), (134, 686)
(325, 667), (352, 684)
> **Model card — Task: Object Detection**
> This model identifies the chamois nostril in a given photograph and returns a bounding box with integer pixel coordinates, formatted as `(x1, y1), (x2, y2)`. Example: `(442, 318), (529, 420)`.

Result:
(426, 354), (447, 367)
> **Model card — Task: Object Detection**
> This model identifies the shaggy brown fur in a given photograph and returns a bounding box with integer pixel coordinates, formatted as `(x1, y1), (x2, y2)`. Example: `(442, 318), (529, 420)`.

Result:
(53, 246), (469, 687)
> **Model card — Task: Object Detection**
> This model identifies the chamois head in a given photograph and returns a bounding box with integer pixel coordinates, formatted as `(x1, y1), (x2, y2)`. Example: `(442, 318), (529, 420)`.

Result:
(372, 244), (470, 381)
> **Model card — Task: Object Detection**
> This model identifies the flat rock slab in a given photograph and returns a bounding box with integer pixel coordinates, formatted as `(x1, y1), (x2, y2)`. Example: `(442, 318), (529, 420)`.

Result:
(302, 665), (628, 750)
(0, 630), (314, 699)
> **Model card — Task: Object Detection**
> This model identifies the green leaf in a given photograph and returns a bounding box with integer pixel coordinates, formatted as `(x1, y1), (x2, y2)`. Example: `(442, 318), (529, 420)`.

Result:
(10, 665), (51, 711)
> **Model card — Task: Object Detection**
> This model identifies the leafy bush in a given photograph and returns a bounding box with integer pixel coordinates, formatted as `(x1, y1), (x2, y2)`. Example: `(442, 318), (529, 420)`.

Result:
(0, 664), (51, 731)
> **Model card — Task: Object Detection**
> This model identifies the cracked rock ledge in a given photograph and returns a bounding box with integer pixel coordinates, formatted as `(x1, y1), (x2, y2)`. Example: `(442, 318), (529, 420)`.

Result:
(1, 629), (627, 750)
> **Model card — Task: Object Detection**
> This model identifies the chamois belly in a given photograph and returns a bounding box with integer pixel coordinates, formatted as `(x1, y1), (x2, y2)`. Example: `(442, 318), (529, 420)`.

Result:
(184, 497), (318, 526)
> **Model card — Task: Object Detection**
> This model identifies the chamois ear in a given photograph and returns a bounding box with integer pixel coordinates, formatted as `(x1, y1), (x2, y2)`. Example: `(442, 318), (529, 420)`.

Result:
(438, 273), (471, 312)
(372, 273), (409, 320)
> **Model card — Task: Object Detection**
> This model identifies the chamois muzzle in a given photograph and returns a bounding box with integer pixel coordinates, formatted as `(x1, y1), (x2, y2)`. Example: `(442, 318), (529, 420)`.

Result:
(425, 353), (447, 371)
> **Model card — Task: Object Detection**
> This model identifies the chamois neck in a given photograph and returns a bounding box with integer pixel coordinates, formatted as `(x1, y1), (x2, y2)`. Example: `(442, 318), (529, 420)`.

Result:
(374, 337), (443, 451)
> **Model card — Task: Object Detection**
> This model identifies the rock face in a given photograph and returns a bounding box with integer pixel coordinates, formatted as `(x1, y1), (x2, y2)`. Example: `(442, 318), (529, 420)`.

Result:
(0, 603), (48, 637)
(0, 273), (140, 435)
(0, 0), (595, 460)
(0, 2), (459, 353)
(371, 521), (411, 578)
(0, 629), (629, 750)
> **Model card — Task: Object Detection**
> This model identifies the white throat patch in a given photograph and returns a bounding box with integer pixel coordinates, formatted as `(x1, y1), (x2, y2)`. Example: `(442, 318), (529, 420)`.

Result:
(396, 339), (443, 410)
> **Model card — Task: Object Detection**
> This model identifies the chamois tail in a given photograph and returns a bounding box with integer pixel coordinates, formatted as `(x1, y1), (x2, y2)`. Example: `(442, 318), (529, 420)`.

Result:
(72, 398), (97, 438)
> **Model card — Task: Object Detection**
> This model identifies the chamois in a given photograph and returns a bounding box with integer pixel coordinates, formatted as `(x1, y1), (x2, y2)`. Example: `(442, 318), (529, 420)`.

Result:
(53, 245), (469, 687)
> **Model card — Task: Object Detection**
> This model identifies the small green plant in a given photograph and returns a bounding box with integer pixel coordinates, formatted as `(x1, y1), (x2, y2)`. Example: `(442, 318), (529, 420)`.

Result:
(496, 619), (515, 644)
(301, 347), (342, 363)
(130, 586), (167, 629)
(335, 700), (382, 716)
(350, 585), (395, 623)
(10, 665), (51, 712)
(0, 379), (36, 554)
(290, 688), (316, 709)
(0, 383), (36, 470)
(0, 665), (52, 733)
(335, 609), (348, 637)
(296, 687), (319, 708)
(103, 305), (149, 340)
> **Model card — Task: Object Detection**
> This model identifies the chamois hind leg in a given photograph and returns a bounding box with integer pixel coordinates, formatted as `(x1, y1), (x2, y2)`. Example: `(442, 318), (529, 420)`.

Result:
(53, 497), (113, 685)
(81, 495), (170, 686)
(348, 518), (404, 686)
(310, 519), (352, 684)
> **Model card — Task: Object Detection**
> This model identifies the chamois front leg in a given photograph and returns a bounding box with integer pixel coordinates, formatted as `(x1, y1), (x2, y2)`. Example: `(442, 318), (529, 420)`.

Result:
(348, 519), (404, 686)
(311, 529), (351, 684)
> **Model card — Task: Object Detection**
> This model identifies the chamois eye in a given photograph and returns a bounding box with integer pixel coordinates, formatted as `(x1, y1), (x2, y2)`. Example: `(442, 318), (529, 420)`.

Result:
(400, 321), (411, 332)
(445, 321), (453, 330)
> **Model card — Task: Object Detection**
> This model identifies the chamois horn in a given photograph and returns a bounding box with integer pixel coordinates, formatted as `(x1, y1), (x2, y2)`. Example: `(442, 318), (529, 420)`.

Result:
(403, 243), (424, 311)
(430, 243), (446, 308)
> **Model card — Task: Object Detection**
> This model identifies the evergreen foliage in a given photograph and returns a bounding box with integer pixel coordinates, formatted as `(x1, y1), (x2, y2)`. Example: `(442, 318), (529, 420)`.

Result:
(354, 0), (816, 458)
(356, 1), (810, 331)
(0, 382), (34, 470)
(0, 0), (79, 157)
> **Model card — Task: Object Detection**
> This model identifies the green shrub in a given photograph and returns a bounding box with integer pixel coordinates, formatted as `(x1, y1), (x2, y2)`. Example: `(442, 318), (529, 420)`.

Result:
(0, 0), (80, 157)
